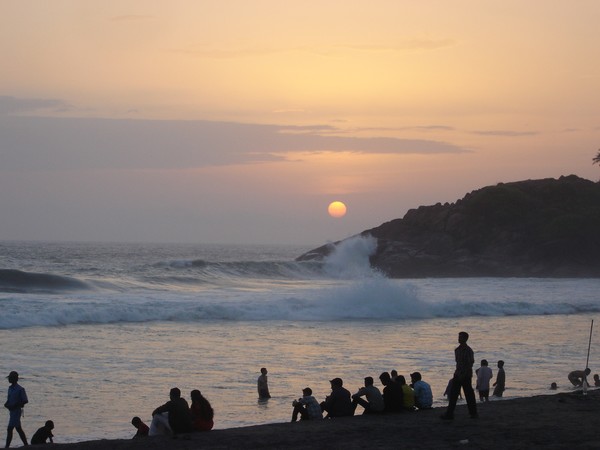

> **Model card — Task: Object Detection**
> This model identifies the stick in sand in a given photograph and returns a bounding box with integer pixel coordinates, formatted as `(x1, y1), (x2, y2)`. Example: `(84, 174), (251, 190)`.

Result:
(583, 319), (594, 394)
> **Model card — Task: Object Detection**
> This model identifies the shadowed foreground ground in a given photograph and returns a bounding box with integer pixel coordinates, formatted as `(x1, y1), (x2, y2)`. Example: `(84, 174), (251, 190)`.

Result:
(47, 389), (600, 449)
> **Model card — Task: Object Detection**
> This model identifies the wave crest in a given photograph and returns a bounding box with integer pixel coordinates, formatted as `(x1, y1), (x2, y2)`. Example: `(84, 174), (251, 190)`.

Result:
(0, 269), (90, 293)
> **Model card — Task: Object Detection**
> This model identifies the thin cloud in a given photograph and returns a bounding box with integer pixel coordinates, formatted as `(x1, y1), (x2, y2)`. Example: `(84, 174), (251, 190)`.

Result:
(470, 130), (538, 137)
(0, 116), (469, 172)
(334, 38), (456, 53)
(0, 96), (70, 116)
(305, 125), (456, 135)
(171, 38), (456, 59)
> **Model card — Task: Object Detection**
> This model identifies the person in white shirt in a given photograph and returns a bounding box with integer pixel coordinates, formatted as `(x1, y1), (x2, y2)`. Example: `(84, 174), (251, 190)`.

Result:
(476, 359), (493, 402)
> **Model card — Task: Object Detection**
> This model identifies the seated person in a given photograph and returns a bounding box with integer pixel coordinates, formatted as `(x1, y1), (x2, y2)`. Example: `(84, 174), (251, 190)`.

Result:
(352, 376), (384, 414)
(151, 387), (193, 435)
(320, 378), (354, 418)
(190, 389), (214, 431)
(131, 416), (149, 438)
(379, 372), (403, 413)
(292, 387), (323, 421)
(31, 420), (54, 445)
(396, 375), (415, 410)
(410, 372), (433, 409)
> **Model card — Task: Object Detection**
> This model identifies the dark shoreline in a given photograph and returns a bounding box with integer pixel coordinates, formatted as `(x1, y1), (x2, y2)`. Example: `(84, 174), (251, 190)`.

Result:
(44, 389), (600, 449)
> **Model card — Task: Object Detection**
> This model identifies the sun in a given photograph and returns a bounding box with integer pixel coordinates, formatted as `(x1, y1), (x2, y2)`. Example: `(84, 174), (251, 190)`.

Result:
(328, 201), (347, 218)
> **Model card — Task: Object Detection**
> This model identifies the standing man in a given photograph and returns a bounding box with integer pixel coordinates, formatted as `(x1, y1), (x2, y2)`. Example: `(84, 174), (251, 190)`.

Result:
(5, 371), (29, 448)
(492, 360), (506, 397)
(441, 331), (478, 420)
(257, 367), (271, 399)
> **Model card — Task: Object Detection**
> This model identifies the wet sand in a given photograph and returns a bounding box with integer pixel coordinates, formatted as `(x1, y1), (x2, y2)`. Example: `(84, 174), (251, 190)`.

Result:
(45, 389), (600, 449)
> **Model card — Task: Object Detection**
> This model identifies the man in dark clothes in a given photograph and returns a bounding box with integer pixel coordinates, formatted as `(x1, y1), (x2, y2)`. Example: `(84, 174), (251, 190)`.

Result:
(152, 387), (193, 434)
(441, 331), (478, 420)
(320, 378), (354, 418)
(379, 372), (403, 413)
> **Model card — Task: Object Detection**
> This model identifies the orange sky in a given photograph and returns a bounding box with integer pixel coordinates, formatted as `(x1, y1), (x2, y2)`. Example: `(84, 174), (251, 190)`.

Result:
(1, 1), (599, 244)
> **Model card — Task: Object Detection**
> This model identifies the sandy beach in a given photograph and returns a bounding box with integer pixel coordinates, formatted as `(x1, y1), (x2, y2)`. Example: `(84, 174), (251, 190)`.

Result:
(39, 389), (600, 450)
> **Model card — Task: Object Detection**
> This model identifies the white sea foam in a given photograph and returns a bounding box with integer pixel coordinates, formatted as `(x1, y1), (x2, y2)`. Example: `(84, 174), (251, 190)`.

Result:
(2, 276), (600, 329)
(321, 234), (379, 279)
(1, 239), (599, 329)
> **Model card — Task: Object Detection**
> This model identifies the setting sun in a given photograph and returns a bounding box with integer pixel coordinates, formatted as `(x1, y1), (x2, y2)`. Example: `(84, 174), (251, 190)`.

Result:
(328, 201), (347, 218)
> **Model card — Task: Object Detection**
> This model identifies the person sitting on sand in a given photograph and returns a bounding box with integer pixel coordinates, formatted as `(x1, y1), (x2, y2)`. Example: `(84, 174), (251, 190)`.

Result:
(351, 377), (384, 415)
(410, 372), (433, 409)
(379, 372), (403, 413)
(292, 387), (323, 421)
(190, 389), (214, 432)
(31, 420), (54, 445)
(257, 368), (271, 399)
(320, 378), (354, 418)
(492, 360), (506, 397)
(131, 416), (149, 438)
(568, 368), (591, 387)
(594, 374), (600, 387)
(476, 359), (493, 402)
(396, 375), (415, 410)
(151, 387), (193, 436)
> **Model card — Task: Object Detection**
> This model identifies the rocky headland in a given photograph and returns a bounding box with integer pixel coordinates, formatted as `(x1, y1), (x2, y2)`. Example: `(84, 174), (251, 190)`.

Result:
(297, 175), (600, 277)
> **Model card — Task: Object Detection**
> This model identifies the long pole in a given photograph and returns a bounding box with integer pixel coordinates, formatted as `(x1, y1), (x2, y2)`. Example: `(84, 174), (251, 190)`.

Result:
(582, 319), (594, 396)
(586, 319), (594, 369)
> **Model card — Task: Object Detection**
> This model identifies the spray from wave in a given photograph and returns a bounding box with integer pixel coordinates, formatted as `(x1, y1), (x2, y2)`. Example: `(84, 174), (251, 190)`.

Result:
(321, 235), (379, 279)
(2, 236), (599, 329)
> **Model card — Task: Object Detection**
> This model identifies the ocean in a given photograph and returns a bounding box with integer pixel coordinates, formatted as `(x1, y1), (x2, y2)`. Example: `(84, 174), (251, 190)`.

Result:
(1, 238), (599, 444)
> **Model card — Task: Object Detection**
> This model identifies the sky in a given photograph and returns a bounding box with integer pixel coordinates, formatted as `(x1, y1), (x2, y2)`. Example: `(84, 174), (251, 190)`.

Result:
(1, 0), (599, 246)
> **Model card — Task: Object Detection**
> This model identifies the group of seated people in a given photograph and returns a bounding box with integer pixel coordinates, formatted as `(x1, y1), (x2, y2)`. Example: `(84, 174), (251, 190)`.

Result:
(292, 371), (433, 421)
(133, 370), (433, 437)
(132, 387), (214, 438)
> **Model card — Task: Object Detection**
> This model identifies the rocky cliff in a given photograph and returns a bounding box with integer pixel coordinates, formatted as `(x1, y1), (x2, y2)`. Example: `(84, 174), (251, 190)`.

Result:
(297, 175), (600, 277)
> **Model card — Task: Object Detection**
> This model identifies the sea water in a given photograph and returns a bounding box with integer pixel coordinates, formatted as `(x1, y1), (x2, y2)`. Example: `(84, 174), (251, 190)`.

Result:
(1, 238), (599, 444)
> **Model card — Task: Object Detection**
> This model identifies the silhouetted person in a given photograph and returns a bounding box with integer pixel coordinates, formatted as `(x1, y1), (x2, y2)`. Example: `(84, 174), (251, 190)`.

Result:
(594, 374), (600, 387)
(568, 368), (591, 387)
(550, 382), (558, 390)
(131, 416), (149, 438)
(152, 387), (193, 435)
(410, 372), (433, 409)
(351, 377), (384, 414)
(31, 420), (54, 445)
(476, 359), (493, 402)
(190, 389), (214, 431)
(4, 371), (28, 448)
(441, 331), (478, 420)
(492, 360), (506, 397)
(379, 372), (403, 413)
(291, 387), (322, 421)
(257, 368), (271, 399)
(320, 378), (354, 418)
(396, 375), (415, 410)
